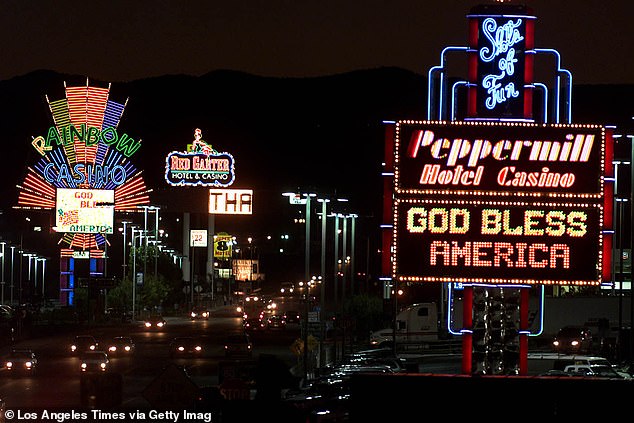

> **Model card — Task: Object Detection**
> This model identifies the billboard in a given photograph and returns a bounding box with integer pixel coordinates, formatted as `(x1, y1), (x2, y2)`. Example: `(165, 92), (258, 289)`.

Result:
(165, 128), (236, 187)
(214, 233), (233, 258)
(190, 229), (208, 248)
(55, 189), (114, 234)
(389, 120), (612, 286)
(209, 189), (253, 215)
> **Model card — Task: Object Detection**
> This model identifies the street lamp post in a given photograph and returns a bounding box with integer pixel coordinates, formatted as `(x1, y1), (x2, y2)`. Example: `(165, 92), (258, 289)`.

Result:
(39, 258), (46, 298)
(131, 227), (142, 320)
(10, 245), (15, 304)
(34, 256), (39, 297)
(0, 241), (5, 304)
(317, 198), (329, 368)
(121, 221), (132, 280)
(248, 237), (253, 293)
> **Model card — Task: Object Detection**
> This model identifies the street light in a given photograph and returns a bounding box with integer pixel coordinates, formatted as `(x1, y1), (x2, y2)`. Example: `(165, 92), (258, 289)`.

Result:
(10, 245), (15, 304)
(131, 226), (143, 320)
(138, 205), (160, 278)
(0, 241), (5, 304)
(38, 257), (46, 298)
(120, 220), (132, 280)
(282, 191), (316, 386)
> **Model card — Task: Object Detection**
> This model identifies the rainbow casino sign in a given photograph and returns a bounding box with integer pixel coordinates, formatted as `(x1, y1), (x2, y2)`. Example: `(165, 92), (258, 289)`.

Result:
(389, 120), (613, 286)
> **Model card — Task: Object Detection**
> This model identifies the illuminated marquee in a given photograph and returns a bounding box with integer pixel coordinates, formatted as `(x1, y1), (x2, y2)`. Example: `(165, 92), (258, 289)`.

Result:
(396, 121), (605, 196)
(190, 229), (208, 248)
(214, 233), (233, 258)
(165, 128), (236, 187)
(389, 120), (613, 286)
(394, 199), (602, 284)
(55, 188), (114, 234)
(209, 188), (253, 215)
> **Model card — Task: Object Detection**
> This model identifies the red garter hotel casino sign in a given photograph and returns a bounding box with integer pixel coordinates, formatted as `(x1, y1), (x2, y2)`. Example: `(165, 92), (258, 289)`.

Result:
(386, 120), (613, 286)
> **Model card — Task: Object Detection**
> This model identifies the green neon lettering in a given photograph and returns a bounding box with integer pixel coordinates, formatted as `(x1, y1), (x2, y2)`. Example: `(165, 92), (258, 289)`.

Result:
(45, 127), (61, 147)
(100, 127), (118, 146)
(86, 126), (100, 146)
(116, 133), (142, 158)
(70, 123), (86, 144)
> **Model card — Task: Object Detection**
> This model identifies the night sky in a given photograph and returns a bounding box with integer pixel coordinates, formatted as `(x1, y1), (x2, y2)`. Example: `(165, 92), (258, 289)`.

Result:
(1, 0), (632, 84)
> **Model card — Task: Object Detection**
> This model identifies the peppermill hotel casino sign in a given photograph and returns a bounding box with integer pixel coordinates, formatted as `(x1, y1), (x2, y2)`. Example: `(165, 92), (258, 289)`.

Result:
(383, 3), (615, 287)
(388, 121), (613, 286)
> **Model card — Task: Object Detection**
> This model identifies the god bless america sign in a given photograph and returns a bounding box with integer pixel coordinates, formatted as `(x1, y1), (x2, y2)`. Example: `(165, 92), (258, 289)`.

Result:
(390, 121), (612, 286)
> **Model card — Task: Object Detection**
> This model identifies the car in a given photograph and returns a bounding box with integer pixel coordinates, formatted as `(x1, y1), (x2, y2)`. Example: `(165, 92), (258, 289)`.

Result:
(70, 335), (99, 354)
(266, 314), (287, 330)
(4, 349), (38, 375)
(105, 336), (135, 356)
(224, 333), (253, 358)
(552, 326), (593, 354)
(143, 315), (166, 330)
(284, 310), (300, 324)
(563, 364), (627, 378)
(169, 337), (204, 358)
(79, 351), (109, 373)
(243, 317), (266, 332)
(190, 308), (210, 320)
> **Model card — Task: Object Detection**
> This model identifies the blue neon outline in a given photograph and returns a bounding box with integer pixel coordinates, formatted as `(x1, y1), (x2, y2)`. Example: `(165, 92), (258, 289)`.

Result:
(534, 48), (573, 123)
(447, 283), (544, 336)
(533, 82), (549, 123)
(427, 47), (469, 120)
(451, 81), (469, 121)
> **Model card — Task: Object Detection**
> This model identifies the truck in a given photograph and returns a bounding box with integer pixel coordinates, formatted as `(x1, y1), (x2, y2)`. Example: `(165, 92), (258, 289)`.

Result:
(369, 302), (454, 350)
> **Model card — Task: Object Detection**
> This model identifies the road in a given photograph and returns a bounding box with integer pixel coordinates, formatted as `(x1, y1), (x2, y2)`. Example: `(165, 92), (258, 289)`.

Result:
(0, 305), (301, 411)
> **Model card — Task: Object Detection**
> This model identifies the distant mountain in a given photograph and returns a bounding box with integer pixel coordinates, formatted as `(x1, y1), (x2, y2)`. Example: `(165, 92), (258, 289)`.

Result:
(1, 67), (632, 238)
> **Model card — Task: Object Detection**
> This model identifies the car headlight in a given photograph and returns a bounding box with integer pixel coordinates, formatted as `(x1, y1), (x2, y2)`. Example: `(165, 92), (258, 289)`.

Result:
(178, 346), (185, 351)
(124, 346), (131, 352)
(25, 362), (32, 368)
(71, 345), (77, 351)
(81, 363), (87, 369)
(571, 340), (579, 346)
(203, 312), (209, 317)
(553, 341), (560, 347)
(145, 322), (152, 327)
(6, 361), (12, 368)
(191, 312), (196, 317)
(157, 322), (164, 327)
(90, 345), (95, 350)
(100, 363), (107, 369)
(109, 346), (117, 352)
(195, 346), (202, 351)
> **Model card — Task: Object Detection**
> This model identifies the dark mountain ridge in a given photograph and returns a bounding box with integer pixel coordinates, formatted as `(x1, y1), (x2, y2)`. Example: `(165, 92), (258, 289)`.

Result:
(1, 67), (632, 239)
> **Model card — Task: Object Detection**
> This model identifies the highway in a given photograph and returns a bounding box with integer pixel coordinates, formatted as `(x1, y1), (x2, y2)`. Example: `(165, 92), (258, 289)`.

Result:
(0, 304), (301, 410)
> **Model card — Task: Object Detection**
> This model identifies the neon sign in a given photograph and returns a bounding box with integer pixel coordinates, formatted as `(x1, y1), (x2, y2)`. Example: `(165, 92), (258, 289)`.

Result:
(466, 5), (536, 120)
(479, 18), (523, 111)
(43, 163), (127, 186)
(15, 82), (152, 249)
(32, 123), (141, 158)
(165, 128), (236, 187)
